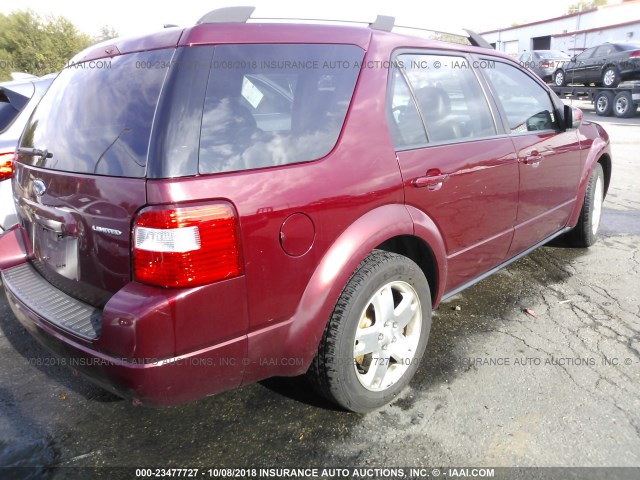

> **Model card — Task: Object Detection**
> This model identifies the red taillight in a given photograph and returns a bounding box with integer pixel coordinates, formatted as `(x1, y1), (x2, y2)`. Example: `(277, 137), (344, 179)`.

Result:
(630, 50), (640, 58)
(133, 203), (243, 288)
(540, 61), (552, 68)
(0, 152), (14, 181)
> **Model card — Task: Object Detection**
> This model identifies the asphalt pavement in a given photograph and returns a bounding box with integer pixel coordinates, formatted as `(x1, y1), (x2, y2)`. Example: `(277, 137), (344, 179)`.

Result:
(0, 105), (639, 480)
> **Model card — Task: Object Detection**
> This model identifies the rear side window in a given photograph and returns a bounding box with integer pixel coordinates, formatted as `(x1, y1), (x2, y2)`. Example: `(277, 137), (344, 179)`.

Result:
(388, 54), (496, 147)
(482, 62), (558, 133)
(575, 49), (594, 61)
(19, 49), (172, 177)
(593, 45), (615, 57)
(199, 44), (364, 174)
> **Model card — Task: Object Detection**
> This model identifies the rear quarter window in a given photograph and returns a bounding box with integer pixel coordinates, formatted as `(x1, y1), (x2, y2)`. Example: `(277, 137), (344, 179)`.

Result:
(198, 44), (364, 174)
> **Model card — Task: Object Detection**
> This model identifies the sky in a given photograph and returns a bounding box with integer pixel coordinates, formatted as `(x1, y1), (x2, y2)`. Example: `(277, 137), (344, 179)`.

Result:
(0, 0), (617, 38)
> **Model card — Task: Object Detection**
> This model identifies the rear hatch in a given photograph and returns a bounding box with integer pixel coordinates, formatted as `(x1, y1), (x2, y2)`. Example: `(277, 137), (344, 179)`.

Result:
(13, 48), (173, 307)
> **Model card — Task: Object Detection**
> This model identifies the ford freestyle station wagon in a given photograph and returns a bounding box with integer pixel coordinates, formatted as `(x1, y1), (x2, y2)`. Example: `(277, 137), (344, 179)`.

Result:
(0, 8), (611, 412)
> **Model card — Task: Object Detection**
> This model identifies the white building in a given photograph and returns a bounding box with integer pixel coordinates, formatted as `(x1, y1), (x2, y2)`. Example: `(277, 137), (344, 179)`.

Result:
(481, 0), (640, 56)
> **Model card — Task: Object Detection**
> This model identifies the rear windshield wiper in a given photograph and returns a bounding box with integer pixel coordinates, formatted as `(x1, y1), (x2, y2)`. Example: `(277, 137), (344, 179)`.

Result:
(17, 147), (53, 159)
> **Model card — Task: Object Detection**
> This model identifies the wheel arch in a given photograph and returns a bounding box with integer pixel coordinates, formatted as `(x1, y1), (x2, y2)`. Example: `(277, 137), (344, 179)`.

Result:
(376, 235), (439, 307)
(242, 203), (448, 381)
(598, 152), (612, 196)
(567, 136), (612, 227)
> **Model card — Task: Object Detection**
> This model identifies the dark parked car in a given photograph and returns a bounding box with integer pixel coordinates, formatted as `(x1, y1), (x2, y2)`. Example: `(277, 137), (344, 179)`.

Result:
(517, 50), (570, 81)
(0, 8), (611, 412)
(0, 74), (55, 231)
(553, 42), (640, 87)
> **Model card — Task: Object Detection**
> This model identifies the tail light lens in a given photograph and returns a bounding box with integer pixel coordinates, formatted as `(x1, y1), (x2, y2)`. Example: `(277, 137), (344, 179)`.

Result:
(630, 50), (640, 58)
(540, 61), (552, 68)
(0, 152), (14, 181)
(133, 203), (243, 288)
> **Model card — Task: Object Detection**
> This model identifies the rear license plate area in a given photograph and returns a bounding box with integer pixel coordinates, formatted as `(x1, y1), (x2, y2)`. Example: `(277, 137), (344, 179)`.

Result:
(32, 225), (79, 281)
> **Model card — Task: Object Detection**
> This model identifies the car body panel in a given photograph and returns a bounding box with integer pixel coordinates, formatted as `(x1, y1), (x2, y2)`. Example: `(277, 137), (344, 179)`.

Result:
(12, 164), (147, 307)
(0, 227), (28, 270)
(507, 130), (583, 255)
(3, 280), (245, 406)
(397, 138), (519, 292)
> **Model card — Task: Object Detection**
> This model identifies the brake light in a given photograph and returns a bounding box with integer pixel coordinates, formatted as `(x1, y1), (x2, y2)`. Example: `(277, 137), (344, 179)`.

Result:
(630, 50), (640, 58)
(133, 203), (243, 288)
(0, 152), (14, 181)
(540, 61), (552, 68)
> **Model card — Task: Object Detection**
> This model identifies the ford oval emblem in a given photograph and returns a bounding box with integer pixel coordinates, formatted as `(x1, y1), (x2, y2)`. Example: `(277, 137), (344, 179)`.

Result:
(32, 179), (46, 197)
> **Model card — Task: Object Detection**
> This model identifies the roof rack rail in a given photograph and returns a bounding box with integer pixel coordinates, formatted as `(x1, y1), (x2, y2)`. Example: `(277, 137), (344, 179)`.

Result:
(369, 15), (395, 32)
(463, 29), (493, 49)
(195, 7), (493, 49)
(197, 6), (256, 24)
(389, 24), (492, 49)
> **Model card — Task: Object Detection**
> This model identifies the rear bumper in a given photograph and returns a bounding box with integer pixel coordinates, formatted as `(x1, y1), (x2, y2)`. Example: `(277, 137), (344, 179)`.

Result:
(3, 276), (246, 406)
(539, 68), (555, 80)
(0, 229), (248, 406)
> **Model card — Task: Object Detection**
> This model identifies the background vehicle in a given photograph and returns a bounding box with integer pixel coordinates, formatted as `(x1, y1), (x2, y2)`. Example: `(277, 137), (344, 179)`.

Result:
(0, 74), (55, 231)
(0, 8), (611, 413)
(553, 42), (640, 88)
(517, 50), (570, 81)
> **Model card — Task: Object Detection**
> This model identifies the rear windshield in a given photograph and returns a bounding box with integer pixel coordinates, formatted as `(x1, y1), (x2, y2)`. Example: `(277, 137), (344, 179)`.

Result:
(537, 51), (570, 60)
(18, 49), (172, 177)
(619, 43), (640, 51)
(199, 44), (364, 174)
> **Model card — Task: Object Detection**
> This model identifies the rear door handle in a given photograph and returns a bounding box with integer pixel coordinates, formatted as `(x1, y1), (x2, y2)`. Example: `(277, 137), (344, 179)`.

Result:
(413, 174), (449, 191)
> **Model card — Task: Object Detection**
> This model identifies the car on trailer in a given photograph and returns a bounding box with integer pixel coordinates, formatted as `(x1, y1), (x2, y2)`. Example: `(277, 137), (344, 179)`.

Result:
(552, 42), (640, 88)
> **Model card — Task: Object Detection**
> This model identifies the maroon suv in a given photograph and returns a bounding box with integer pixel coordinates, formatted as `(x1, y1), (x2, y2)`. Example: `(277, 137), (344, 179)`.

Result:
(0, 8), (611, 412)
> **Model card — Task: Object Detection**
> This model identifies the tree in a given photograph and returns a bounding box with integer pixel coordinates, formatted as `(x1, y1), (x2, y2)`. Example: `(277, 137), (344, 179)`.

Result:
(96, 25), (120, 44)
(0, 10), (93, 81)
(567, 0), (607, 14)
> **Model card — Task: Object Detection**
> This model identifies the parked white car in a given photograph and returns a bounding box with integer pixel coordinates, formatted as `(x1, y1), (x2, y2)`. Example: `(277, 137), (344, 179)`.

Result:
(0, 74), (55, 231)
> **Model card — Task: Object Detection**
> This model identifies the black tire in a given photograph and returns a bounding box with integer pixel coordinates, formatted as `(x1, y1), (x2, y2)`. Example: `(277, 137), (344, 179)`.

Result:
(594, 91), (614, 117)
(308, 250), (432, 413)
(554, 70), (566, 87)
(613, 91), (637, 118)
(602, 66), (621, 88)
(567, 163), (605, 248)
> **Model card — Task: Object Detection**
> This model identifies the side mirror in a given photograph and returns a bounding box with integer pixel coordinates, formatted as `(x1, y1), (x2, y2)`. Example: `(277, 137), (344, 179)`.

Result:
(563, 105), (583, 130)
(570, 55), (577, 62)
